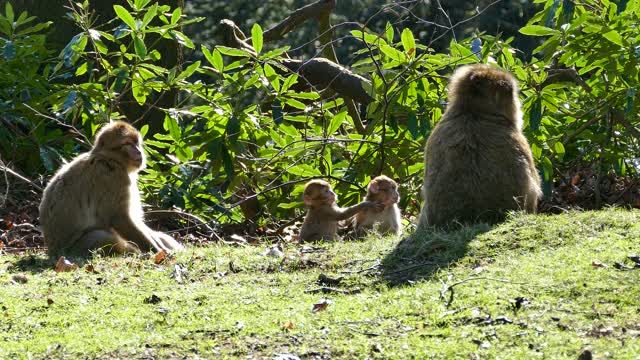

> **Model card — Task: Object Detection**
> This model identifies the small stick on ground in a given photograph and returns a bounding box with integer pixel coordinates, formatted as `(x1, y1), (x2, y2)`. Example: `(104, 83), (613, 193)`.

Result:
(440, 277), (529, 307)
(340, 260), (381, 274)
(305, 286), (361, 295)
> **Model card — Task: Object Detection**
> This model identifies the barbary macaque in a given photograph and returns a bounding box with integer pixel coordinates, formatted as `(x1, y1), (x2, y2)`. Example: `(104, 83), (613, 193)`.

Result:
(354, 175), (402, 236)
(418, 64), (542, 228)
(39, 121), (184, 257)
(299, 180), (381, 242)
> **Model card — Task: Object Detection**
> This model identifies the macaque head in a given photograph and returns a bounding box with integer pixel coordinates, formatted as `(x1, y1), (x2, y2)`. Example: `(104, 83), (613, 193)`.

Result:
(447, 64), (521, 127)
(367, 175), (400, 207)
(303, 180), (337, 207)
(93, 121), (145, 173)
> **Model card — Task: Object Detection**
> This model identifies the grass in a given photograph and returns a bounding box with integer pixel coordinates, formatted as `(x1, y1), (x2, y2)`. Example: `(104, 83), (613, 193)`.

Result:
(1, 209), (640, 359)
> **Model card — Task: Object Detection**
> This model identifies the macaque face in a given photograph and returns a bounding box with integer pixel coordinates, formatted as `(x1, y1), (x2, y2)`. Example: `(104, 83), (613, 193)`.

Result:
(303, 181), (337, 207)
(95, 123), (146, 173)
(368, 176), (399, 207)
(121, 138), (145, 171)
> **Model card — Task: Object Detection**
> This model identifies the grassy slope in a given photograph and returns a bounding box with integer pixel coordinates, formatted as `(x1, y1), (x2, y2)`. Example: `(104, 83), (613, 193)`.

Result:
(1, 209), (639, 359)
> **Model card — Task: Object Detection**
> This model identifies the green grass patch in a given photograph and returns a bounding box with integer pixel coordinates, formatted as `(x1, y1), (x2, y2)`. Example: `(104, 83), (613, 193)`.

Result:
(1, 209), (639, 358)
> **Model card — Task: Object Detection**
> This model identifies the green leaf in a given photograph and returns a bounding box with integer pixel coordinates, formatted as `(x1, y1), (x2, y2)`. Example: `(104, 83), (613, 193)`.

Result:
(519, 25), (560, 36)
(171, 31), (194, 49)
(176, 60), (200, 81)
(602, 30), (623, 46)
(164, 114), (181, 141)
(203, 46), (224, 72)
(171, 7), (181, 24)
(541, 156), (553, 181)
(350, 30), (386, 46)
(400, 28), (416, 56)
(217, 46), (251, 57)
(284, 98), (306, 110)
(554, 142), (565, 160)
(251, 23), (263, 54)
(287, 164), (322, 177)
(5, 2), (14, 24)
(278, 202), (302, 210)
(385, 22), (394, 44)
(134, 36), (147, 59)
(328, 110), (348, 134)
(142, 3), (157, 27)
(114, 5), (137, 30)
(379, 44), (406, 62)
(75, 62), (88, 76)
(287, 92), (320, 100)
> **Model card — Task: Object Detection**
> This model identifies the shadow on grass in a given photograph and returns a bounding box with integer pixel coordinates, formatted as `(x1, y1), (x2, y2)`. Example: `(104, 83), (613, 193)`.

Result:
(12, 254), (56, 273)
(12, 253), (103, 273)
(381, 223), (492, 285)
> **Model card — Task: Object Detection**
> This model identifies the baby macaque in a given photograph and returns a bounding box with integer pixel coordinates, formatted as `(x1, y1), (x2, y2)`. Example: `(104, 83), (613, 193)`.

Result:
(354, 175), (402, 236)
(299, 180), (381, 242)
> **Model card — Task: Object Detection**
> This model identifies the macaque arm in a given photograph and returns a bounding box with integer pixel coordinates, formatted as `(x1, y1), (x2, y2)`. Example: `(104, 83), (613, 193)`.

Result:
(333, 201), (374, 221)
(111, 215), (163, 252)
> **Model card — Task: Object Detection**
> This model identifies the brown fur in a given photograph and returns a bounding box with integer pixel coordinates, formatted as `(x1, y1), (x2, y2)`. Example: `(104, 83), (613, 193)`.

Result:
(39, 121), (184, 257)
(418, 64), (542, 228)
(300, 180), (380, 242)
(354, 176), (402, 236)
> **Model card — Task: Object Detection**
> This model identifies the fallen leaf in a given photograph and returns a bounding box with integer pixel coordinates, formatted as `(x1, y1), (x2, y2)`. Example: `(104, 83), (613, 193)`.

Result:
(312, 298), (333, 312)
(281, 320), (294, 331)
(154, 250), (168, 264)
(54, 256), (78, 272)
(85, 264), (98, 273)
(47, 298), (54, 306)
(591, 261), (609, 268)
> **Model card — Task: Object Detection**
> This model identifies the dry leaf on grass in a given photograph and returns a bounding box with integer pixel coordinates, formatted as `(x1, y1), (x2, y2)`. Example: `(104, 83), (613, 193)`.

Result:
(591, 261), (609, 268)
(282, 320), (294, 331)
(54, 256), (78, 272)
(154, 249), (168, 264)
(311, 298), (333, 312)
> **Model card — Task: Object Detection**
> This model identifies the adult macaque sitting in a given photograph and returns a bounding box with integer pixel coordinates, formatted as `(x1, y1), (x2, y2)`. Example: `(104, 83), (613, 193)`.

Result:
(39, 121), (184, 257)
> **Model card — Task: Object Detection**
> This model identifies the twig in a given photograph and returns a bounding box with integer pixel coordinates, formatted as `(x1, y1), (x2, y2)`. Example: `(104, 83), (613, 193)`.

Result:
(0, 162), (43, 192)
(305, 286), (361, 295)
(145, 209), (223, 241)
(0, 160), (8, 207)
(340, 260), (381, 274)
(440, 277), (529, 307)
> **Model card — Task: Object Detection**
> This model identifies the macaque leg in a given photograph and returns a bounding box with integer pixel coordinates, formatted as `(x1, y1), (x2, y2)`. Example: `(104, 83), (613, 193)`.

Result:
(75, 229), (141, 256)
(153, 231), (184, 251)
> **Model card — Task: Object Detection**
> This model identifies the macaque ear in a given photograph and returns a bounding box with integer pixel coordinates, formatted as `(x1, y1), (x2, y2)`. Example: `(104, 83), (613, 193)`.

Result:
(369, 182), (379, 193)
